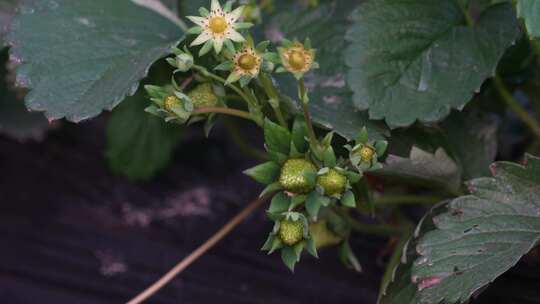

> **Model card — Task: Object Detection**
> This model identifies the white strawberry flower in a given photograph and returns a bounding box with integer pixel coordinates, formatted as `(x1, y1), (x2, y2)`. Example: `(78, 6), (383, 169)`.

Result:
(186, 0), (252, 56)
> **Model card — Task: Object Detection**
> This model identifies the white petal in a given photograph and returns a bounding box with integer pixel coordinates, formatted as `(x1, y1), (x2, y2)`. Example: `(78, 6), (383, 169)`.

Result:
(213, 37), (224, 54)
(187, 16), (207, 27)
(227, 6), (244, 23)
(191, 31), (212, 46)
(227, 29), (245, 42)
(211, 0), (221, 12)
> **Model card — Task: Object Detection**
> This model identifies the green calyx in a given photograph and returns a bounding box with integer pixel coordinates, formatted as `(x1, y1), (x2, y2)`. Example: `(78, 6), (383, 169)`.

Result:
(187, 83), (219, 108)
(279, 158), (317, 194)
(278, 219), (304, 246)
(317, 168), (347, 196)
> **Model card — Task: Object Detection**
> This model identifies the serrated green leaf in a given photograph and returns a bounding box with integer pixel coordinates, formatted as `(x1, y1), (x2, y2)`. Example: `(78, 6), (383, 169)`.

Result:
(345, 1), (519, 127)
(264, 118), (291, 154)
(261, 0), (389, 140)
(7, 0), (184, 122)
(517, 0), (540, 38)
(105, 92), (182, 181)
(389, 154), (540, 304)
(244, 161), (280, 185)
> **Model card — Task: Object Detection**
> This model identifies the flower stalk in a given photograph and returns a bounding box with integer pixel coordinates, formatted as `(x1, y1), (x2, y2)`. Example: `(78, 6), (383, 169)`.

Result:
(299, 78), (319, 147)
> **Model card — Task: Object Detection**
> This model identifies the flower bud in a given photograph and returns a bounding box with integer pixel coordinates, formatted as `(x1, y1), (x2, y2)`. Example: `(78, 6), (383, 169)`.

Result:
(175, 53), (194, 72)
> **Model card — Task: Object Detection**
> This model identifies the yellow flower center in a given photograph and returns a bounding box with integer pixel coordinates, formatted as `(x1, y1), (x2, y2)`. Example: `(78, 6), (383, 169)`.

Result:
(209, 16), (228, 34)
(358, 146), (375, 162)
(289, 50), (307, 70)
(238, 54), (257, 70)
(164, 95), (181, 112)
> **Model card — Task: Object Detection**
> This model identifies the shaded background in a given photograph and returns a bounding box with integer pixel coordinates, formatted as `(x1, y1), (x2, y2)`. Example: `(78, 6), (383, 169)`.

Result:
(2, 119), (539, 303)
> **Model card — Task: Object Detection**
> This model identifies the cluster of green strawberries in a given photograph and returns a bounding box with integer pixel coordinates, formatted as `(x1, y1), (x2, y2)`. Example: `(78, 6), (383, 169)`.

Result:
(144, 0), (387, 271)
(245, 119), (386, 270)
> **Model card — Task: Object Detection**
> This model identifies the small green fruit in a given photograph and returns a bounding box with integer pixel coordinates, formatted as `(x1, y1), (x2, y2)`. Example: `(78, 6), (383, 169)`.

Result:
(279, 219), (304, 246)
(317, 169), (347, 196)
(187, 83), (219, 108)
(279, 158), (317, 194)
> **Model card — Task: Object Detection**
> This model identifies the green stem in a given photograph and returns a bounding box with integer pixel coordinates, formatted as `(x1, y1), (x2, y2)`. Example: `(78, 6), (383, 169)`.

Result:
(374, 194), (447, 206)
(224, 119), (268, 161)
(299, 78), (318, 146)
(260, 73), (288, 128)
(494, 76), (540, 140)
(193, 107), (256, 123)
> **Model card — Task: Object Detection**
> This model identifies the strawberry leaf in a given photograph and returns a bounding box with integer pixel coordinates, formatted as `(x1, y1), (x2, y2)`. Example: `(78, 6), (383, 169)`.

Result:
(382, 154), (540, 303)
(7, 0), (184, 122)
(345, 1), (519, 127)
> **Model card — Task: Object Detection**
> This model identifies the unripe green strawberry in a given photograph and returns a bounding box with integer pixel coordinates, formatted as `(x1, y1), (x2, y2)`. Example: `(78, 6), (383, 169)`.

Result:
(279, 158), (317, 194)
(279, 219), (304, 246)
(317, 168), (347, 196)
(187, 83), (219, 108)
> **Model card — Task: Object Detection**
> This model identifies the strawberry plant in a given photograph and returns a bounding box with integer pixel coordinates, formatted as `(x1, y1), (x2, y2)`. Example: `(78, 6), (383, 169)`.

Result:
(2, 0), (540, 303)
